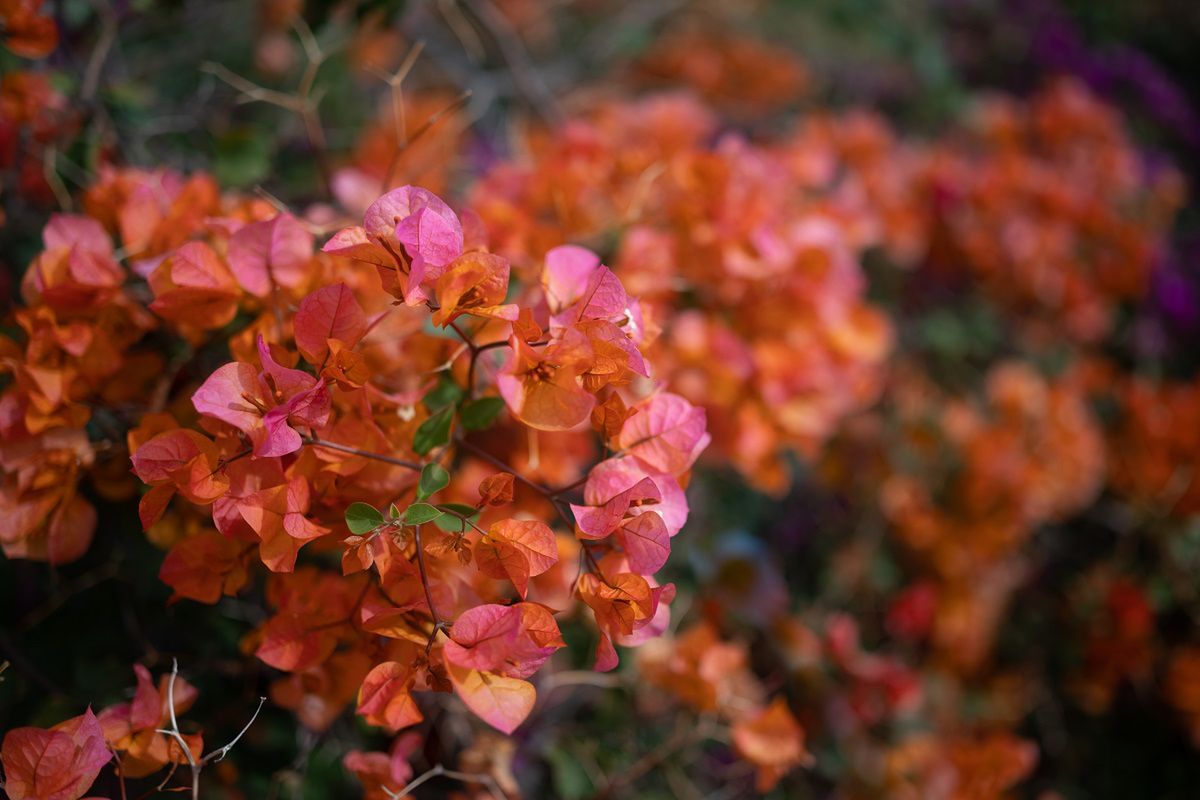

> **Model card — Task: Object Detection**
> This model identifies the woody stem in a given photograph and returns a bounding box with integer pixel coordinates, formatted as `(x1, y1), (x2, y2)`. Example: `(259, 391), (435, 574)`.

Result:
(303, 436), (422, 470)
(411, 523), (444, 652)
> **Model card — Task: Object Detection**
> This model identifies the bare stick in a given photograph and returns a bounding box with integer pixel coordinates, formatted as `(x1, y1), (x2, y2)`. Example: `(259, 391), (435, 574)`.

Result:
(201, 696), (267, 765)
(155, 658), (200, 800)
(82, 0), (118, 101)
(42, 148), (73, 212)
(304, 436), (423, 470)
(412, 524), (446, 654)
(385, 763), (509, 800)
(460, 0), (560, 122)
(589, 717), (711, 800)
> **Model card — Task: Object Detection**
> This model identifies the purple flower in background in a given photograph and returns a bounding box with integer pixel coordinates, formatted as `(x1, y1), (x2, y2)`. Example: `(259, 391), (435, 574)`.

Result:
(1151, 237), (1200, 333)
(976, 0), (1200, 151)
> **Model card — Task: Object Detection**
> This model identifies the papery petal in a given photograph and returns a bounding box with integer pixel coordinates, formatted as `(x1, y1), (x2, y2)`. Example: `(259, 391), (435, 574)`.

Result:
(228, 213), (314, 296)
(445, 662), (535, 735)
(294, 283), (369, 364)
(617, 393), (710, 474)
(357, 662), (424, 732)
(616, 512), (670, 574)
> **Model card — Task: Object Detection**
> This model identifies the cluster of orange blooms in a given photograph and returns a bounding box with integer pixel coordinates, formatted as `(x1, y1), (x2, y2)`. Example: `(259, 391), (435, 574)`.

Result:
(465, 66), (1199, 795)
(0, 167), (223, 562)
(1106, 371), (1200, 517)
(869, 361), (1105, 673)
(1, 147), (717, 792)
(925, 80), (1184, 344)
(472, 92), (894, 491)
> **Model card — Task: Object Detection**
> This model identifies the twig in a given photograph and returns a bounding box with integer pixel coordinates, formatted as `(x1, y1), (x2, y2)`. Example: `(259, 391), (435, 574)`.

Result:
(110, 747), (128, 800)
(304, 436), (423, 470)
(455, 437), (551, 497)
(155, 659), (200, 800)
(81, 0), (118, 101)
(385, 763), (509, 800)
(200, 62), (303, 111)
(43, 148), (73, 211)
(454, 437), (581, 532)
(155, 662), (265, 798)
(589, 717), (711, 800)
(539, 669), (622, 696)
(412, 524), (446, 654)
(17, 560), (121, 632)
(381, 89), (473, 190)
(368, 40), (427, 193)
(437, 0), (486, 62)
(201, 32), (335, 192)
(139, 762), (179, 800)
(201, 696), (267, 765)
(459, 0), (560, 122)
(436, 505), (487, 536)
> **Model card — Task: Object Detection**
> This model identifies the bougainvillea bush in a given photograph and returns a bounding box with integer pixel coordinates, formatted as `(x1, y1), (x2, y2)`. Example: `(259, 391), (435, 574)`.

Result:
(4, 1), (1200, 798)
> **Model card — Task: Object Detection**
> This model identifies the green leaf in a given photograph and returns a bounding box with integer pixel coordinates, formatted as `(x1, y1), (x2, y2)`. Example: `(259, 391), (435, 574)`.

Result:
(418, 463), (450, 500)
(388, 503), (401, 520)
(413, 405), (454, 455)
(547, 747), (593, 800)
(423, 376), (463, 411)
(213, 129), (273, 189)
(460, 396), (506, 431)
(403, 503), (443, 525)
(345, 502), (384, 534)
(434, 502), (480, 533)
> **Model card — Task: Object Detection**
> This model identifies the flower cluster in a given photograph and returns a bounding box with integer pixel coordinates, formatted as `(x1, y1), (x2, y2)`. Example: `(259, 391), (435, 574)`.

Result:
(926, 80), (1183, 343)
(123, 184), (706, 738)
(5, 5), (1200, 795)
(0, 168), (224, 564)
(472, 92), (893, 492)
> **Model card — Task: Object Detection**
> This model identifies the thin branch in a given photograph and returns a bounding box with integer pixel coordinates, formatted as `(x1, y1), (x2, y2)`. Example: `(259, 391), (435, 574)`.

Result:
(550, 473), (589, 498)
(437, 505), (487, 536)
(110, 747), (128, 800)
(455, 437), (552, 497)
(386, 763), (509, 800)
(381, 89), (473, 190)
(201, 696), (267, 765)
(200, 62), (303, 111)
(304, 436), (423, 470)
(437, 0), (486, 62)
(412, 524), (446, 654)
(155, 659), (200, 800)
(454, 436), (581, 532)
(17, 560), (121, 632)
(42, 147), (73, 211)
(459, 0), (561, 123)
(140, 762), (180, 800)
(589, 717), (712, 800)
(81, 0), (118, 101)
(539, 669), (622, 696)
(368, 39), (426, 177)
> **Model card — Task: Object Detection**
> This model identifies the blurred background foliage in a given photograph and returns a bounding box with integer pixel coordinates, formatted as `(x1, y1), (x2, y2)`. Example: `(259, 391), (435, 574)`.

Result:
(4, 1), (1200, 798)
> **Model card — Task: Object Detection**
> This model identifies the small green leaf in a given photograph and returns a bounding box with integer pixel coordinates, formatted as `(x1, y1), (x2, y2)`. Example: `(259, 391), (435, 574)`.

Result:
(440, 502), (480, 516)
(423, 376), (463, 411)
(460, 396), (506, 431)
(418, 463), (450, 499)
(388, 503), (401, 520)
(434, 502), (481, 533)
(413, 405), (454, 455)
(213, 129), (273, 189)
(547, 747), (593, 800)
(345, 502), (384, 534)
(403, 503), (443, 525)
